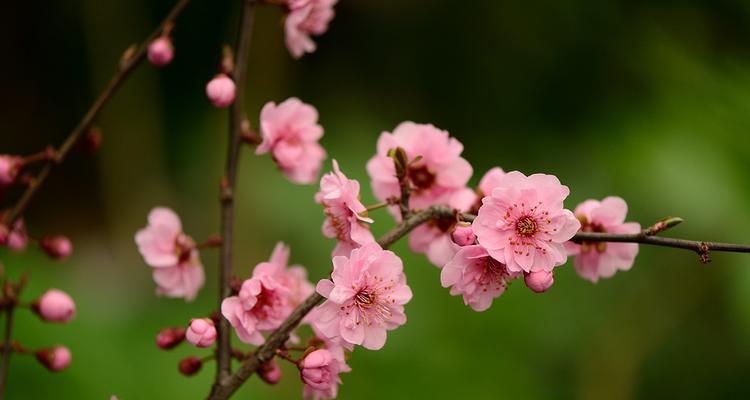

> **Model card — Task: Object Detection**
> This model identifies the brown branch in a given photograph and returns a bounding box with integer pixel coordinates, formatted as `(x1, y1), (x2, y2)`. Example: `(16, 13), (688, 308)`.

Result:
(0, 275), (27, 399)
(214, 0), (258, 390)
(1, 0), (192, 227)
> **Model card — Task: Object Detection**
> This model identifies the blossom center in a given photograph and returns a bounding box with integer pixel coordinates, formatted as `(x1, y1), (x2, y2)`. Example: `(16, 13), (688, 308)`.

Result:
(407, 165), (436, 190)
(515, 216), (538, 237)
(355, 290), (374, 307)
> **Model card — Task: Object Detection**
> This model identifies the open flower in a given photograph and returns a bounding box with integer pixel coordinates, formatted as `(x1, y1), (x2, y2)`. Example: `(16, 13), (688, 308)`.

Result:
(566, 196), (641, 282)
(316, 160), (375, 257)
(472, 171), (580, 273)
(222, 243), (313, 345)
(313, 243), (412, 350)
(284, 0), (338, 59)
(135, 207), (205, 301)
(366, 122), (473, 214)
(257, 98), (326, 184)
(441, 245), (520, 311)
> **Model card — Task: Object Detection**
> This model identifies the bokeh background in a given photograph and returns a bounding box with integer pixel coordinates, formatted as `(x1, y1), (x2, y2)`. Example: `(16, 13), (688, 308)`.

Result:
(2, 0), (750, 398)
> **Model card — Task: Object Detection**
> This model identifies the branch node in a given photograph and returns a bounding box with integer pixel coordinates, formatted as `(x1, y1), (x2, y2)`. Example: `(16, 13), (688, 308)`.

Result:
(644, 216), (684, 236)
(698, 242), (711, 264)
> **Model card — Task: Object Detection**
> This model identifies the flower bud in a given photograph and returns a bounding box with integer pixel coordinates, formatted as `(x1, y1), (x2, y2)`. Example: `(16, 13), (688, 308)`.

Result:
(185, 318), (217, 348)
(77, 127), (103, 154)
(0, 155), (22, 187)
(39, 235), (73, 260)
(259, 359), (282, 385)
(300, 349), (336, 390)
(147, 37), (174, 67)
(156, 327), (186, 350)
(33, 289), (76, 323)
(0, 218), (27, 251)
(451, 224), (476, 246)
(205, 74), (236, 108)
(36, 346), (72, 372)
(524, 270), (554, 293)
(178, 356), (202, 376)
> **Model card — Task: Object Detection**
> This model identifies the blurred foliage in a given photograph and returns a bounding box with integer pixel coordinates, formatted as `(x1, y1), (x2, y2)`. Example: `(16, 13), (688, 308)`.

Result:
(2, 0), (750, 398)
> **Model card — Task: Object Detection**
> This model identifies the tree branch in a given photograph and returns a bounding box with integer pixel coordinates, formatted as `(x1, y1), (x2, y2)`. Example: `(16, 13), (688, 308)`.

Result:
(214, 0), (258, 388)
(0, 304), (15, 400)
(1, 0), (192, 227)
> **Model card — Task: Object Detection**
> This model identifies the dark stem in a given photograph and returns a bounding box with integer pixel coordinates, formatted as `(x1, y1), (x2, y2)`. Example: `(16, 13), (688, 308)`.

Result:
(571, 232), (750, 254)
(214, 0), (257, 390)
(0, 305), (14, 400)
(1, 0), (191, 227)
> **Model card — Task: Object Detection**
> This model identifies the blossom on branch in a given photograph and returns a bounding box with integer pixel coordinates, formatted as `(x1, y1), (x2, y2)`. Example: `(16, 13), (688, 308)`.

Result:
(316, 160), (375, 257)
(313, 243), (412, 350)
(472, 171), (581, 273)
(566, 196), (641, 282)
(300, 348), (350, 400)
(284, 0), (338, 59)
(135, 207), (205, 301)
(257, 97), (326, 184)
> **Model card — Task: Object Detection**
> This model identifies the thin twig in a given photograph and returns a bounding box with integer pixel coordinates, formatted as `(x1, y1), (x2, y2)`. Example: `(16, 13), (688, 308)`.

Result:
(1, 0), (192, 227)
(0, 305), (14, 400)
(214, 0), (258, 390)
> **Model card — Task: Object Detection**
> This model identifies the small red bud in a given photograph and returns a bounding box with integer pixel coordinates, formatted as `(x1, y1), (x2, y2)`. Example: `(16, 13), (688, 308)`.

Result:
(77, 127), (103, 154)
(36, 346), (72, 372)
(178, 356), (202, 376)
(156, 327), (186, 350)
(259, 359), (282, 385)
(39, 235), (73, 260)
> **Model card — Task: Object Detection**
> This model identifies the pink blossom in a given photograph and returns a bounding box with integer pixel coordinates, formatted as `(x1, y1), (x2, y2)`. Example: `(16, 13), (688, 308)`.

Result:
(566, 196), (641, 283)
(34, 289), (76, 323)
(300, 348), (350, 399)
(316, 160), (375, 257)
(147, 37), (174, 66)
(135, 207), (205, 301)
(284, 0), (337, 59)
(472, 171), (581, 273)
(477, 167), (506, 199)
(186, 318), (217, 348)
(524, 270), (554, 293)
(0, 216), (28, 251)
(39, 235), (73, 260)
(257, 98), (326, 184)
(313, 243), (412, 350)
(366, 122), (473, 213)
(440, 245), (520, 311)
(36, 346), (71, 372)
(205, 74), (236, 108)
(222, 243), (313, 345)
(0, 155), (22, 187)
(151, 251), (205, 301)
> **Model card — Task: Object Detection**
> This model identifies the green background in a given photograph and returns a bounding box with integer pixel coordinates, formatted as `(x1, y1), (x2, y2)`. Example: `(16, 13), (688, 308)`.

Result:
(2, 0), (750, 398)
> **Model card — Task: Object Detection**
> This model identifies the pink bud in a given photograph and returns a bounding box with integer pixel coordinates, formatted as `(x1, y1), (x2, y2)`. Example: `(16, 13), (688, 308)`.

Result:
(39, 235), (73, 260)
(36, 346), (72, 372)
(185, 318), (217, 348)
(34, 289), (76, 323)
(178, 356), (202, 376)
(0, 217), (28, 251)
(0, 155), (22, 187)
(156, 327), (186, 350)
(259, 359), (282, 385)
(524, 270), (554, 293)
(147, 37), (174, 67)
(205, 74), (236, 108)
(451, 224), (476, 246)
(300, 349), (337, 390)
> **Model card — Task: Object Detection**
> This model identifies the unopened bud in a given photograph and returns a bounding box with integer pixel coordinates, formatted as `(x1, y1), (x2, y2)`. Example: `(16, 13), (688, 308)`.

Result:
(77, 127), (103, 154)
(156, 327), (186, 350)
(524, 270), (554, 293)
(206, 74), (236, 108)
(39, 235), (73, 260)
(147, 37), (174, 67)
(259, 359), (282, 385)
(36, 346), (72, 372)
(451, 224), (476, 246)
(33, 289), (76, 323)
(178, 356), (202, 376)
(185, 318), (217, 348)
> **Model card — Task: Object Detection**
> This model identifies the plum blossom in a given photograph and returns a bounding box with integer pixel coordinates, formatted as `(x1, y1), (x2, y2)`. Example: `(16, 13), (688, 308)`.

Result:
(441, 245), (520, 311)
(300, 348), (350, 400)
(472, 171), (580, 273)
(566, 196), (641, 282)
(0, 155), (22, 188)
(313, 243), (412, 350)
(34, 289), (76, 323)
(186, 318), (217, 348)
(147, 37), (174, 66)
(471, 167), (506, 213)
(316, 160), (375, 257)
(222, 243), (313, 345)
(135, 207), (205, 301)
(284, 0), (338, 59)
(257, 98), (326, 184)
(206, 74), (236, 108)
